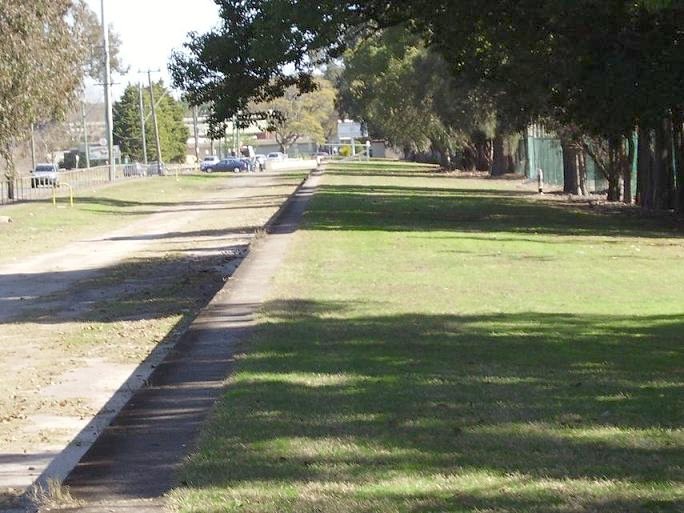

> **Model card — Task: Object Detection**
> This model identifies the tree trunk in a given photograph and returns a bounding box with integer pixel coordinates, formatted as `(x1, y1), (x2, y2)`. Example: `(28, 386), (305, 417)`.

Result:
(6, 178), (14, 201)
(654, 116), (674, 210)
(462, 144), (477, 171)
(577, 152), (588, 196)
(607, 174), (621, 201)
(637, 126), (654, 208)
(672, 107), (684, 213)
(561, 138), (579, 194)
(623, 134), (635, 204)
(475, 140), (491, 172)
(491, 134), (510, 176)
(606, 137), (622, 202)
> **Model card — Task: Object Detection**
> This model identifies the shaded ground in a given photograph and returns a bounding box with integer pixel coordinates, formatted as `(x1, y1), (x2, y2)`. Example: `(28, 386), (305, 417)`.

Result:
(167, 163), (683, 513)
(0, 171), (306, 507)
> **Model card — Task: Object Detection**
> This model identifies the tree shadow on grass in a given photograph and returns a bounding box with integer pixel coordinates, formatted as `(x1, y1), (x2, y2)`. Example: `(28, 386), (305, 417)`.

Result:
(304, 184), (683, 239)
(179, 300), (684, 513)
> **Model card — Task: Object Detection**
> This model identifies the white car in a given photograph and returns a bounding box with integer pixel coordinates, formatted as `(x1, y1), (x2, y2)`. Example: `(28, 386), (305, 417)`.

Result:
(31, 163), (59, 188)
(200, 155), (221, 172)
(266, 152), (286, 161)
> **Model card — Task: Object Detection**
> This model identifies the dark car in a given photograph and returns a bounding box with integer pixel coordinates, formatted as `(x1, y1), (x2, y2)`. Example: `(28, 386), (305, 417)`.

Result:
(209, 158), (250, 173)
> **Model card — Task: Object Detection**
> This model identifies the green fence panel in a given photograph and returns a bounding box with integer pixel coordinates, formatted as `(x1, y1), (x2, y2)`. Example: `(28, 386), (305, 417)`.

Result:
(523, 133), (636, 195)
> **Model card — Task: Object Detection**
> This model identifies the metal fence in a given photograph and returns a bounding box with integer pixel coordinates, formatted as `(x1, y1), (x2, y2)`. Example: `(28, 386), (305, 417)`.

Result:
(0, 164), (198, 206)
(522, 129), (611, 193)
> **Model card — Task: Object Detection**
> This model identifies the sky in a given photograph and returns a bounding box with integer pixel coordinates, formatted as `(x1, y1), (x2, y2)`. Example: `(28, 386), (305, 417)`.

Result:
(84, 0), (220, 101)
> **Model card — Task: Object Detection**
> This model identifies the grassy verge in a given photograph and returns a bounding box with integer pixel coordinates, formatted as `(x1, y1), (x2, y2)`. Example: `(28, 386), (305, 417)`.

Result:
(0, 173), (234, 264)
(171, 162), (683, 513)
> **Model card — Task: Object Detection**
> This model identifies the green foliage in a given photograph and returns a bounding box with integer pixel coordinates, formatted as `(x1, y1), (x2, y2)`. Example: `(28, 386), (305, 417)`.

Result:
(337, 26), (499, 164)
(170, 0), (683, 146)
(113, 82), (190, 163)
(171, 0), (684, 198)
(0, 1), (125, 179)
(0, 1), (88, 177)
(258, 78), (336, 152)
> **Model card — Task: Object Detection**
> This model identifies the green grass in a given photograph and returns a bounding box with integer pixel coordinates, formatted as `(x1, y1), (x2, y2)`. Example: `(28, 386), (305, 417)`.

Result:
(0, 173), (233, 263)
(170, 162), (684, 513)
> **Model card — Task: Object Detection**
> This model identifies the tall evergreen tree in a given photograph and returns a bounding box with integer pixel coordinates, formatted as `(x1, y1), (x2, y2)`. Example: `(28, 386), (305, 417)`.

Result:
(113, 82), (189, 163)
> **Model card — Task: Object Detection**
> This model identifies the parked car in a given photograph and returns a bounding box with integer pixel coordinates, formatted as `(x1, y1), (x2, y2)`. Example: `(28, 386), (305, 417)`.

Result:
(240, 157), (255, 172)
(123, 162), (146, 177)
(254, 154), (267, 172)
(147, 161), (167, 175)
(31, 163), (59, 188)
(209, 158), (250, 173)
(266, 152), (286, 161)
(200, 155), (221, 172)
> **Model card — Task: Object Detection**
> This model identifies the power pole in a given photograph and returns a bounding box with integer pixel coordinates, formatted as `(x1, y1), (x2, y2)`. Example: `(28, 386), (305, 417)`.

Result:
(138, 82), (148, 164)
(101, 0), (115, 181)
(81, 102), (91, 168)
(145, 69), (163, 174)
(192, 105), (200, 165)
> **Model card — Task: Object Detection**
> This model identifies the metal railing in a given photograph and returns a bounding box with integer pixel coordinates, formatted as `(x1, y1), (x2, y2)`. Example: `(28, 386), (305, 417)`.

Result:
(0, 164), (198, 206)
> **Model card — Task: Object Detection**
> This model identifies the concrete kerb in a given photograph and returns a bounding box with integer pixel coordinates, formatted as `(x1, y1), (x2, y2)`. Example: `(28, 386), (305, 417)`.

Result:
(12, 167), (320, 513)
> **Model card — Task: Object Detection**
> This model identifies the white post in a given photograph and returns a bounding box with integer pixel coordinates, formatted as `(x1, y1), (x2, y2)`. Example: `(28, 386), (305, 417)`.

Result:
(538, 168), (544, 194)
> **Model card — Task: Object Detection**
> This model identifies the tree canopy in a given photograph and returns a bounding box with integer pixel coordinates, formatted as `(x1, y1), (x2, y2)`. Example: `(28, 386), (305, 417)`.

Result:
(0, 1), (125, 177)
(171, 0), (684, 206)
(257, 78), (336, 153)
(113, 82), (190, 164)
(171, 0), (683, 133)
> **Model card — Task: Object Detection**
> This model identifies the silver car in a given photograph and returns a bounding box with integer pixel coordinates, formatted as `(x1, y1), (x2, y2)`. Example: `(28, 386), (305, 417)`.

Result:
(31, 163), (59, 188)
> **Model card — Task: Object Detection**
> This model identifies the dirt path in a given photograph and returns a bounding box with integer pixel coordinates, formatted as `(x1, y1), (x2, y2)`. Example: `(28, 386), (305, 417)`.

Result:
(40, 171), (321, 513)
(0, 171), (307, 510)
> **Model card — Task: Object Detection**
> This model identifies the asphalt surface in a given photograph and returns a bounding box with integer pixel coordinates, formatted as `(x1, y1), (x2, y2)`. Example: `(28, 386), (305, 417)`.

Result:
(45, 170), (321, 512)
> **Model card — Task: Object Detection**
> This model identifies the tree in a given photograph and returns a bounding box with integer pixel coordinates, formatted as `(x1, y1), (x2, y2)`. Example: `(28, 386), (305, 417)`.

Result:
(74, 1), (126, 80)
(171, 0), (684, 205)
(257, 78), (336, 153)
(0, 1), (89, 181)
(337, 26), (501, 170)
(0, 1), (125, 187)
(113, 82), (189, 164)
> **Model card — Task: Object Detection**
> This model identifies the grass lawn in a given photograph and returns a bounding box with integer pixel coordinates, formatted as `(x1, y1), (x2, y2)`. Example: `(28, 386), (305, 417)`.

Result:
(170, 162), (683, 513)
(0, 173), (234, 264)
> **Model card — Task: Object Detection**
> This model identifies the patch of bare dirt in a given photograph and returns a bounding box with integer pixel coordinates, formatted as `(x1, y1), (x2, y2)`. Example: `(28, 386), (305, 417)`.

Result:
(0, 172), (305, 494)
